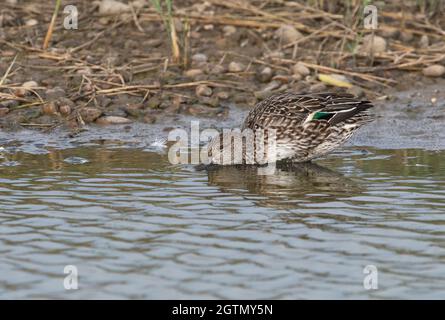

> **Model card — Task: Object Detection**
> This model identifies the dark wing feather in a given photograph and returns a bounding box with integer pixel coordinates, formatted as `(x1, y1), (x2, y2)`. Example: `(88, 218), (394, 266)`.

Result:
(243, 92), (373, 129)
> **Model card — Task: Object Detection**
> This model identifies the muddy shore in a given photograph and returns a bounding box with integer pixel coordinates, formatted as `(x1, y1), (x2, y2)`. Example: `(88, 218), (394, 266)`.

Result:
(1, 0), (444, 135)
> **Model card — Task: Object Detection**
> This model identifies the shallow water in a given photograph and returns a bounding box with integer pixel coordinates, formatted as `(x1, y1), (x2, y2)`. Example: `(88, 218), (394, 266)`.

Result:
(1, 144), (444, 299)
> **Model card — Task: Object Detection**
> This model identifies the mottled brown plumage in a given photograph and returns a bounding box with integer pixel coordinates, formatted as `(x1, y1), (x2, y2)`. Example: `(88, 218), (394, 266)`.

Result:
(207, 92), (374, 165)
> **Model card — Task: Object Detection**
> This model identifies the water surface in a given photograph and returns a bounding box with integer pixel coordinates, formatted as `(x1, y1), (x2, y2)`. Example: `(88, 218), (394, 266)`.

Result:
(1, 146), (444, 299)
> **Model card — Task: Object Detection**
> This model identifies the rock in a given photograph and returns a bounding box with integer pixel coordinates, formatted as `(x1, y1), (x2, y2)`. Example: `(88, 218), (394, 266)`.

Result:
(381, 28), (398, 39)
(192, 53), (208, 64)
(196, 84), (213, 97)
(292, 62), (310, 76)
(419, 35), (429, 48)
(184, 69), (204, 78)
(42, 102), (58, 115)
(0, 100), (19, 109)
(257, 67), (273, 83)
(263, 80), (281, 92)
(143, 114), (157, 124)
(309, 83), (327, 92)
(184, 105), (223, 117)
(59, 105), (71, 116)
(147, 97), (161, 109)
(209, 64), (225, 74)
(25, 19), (38, 26)
(347, 85), (365, 97)
(22, 80), (38, 89)
(400, 31), (413, 43)
(216, 91), (230, 100)
(422, 65), (445, 77)
(275, 24), (303, 45)
(359, 35), (387, 54)
(99, 0), (130, 15)
(222, 25), (237, 36)
(45, 87), (66, 100)
(228, 61), (245, 73)
(80, 107), (102, 123)
(272, 75), (291, 83)
(0, 108), (9, 117)
(96, 116), (132, 125)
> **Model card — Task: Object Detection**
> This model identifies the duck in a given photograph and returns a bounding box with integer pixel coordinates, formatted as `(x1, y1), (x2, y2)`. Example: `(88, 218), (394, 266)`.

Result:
(206, 92), (374, 165)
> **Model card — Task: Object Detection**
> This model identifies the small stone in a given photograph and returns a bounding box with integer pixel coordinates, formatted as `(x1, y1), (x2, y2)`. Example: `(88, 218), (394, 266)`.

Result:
(400, 31), (413, 43)
(99, 0), (131, 15)
(42, 101), (57, 115)
(422, 65), (445, 77)
(222, 25), (237, 36)
(228, 61), (245, 73)
(257, 67), (273, 83)
(275, 24), (303, 45)
(419, 35), (429, 48)
(272, 75), (290, 84)
(147, 97), (161, 109)
(359, 35), (387, 54)
(0, 108), (9, 117)
(216, 91), (229, 100)
(203, 24), (214, 30)
(347, 85), (365, 97)
(185, 105), (222, 117)
(184, 69), (204, 78)
(96, 116), (132, 125)
(22, 80), (38, 89)
(309, 83), (327, 92)
(260, 80), (281, 93)
(80, 107), (102, 123)
(431, 97), (437, 104)
(196, 84), (213, 97)
(192, 53), (208, 64)
(45, 86), (66, 100)
(209, 64), (225, 74)
(292, 62), (310, 76)
(143, 114), (157, 124)
(381, 28), (398, 39)
(59, 105), (71, 116)
(25, 19), (38, 26)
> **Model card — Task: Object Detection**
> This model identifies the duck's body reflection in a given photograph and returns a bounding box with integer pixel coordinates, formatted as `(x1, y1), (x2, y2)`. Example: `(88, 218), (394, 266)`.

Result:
(203, 162), (363, 209)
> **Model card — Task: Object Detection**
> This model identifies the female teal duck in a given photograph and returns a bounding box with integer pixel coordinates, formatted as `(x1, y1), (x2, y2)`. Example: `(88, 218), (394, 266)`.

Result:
(207, 92), (374, 165)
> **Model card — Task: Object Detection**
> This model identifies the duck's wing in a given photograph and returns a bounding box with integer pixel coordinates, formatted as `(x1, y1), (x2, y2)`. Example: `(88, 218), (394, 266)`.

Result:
(243, 92), (374, 130)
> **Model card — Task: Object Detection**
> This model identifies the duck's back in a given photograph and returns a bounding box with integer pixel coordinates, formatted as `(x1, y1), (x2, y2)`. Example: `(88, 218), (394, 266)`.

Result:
(242, 92), (374, 162)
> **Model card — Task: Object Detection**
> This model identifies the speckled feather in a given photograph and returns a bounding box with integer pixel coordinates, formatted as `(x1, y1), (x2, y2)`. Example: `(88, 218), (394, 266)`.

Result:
(242, 92), (374, 162)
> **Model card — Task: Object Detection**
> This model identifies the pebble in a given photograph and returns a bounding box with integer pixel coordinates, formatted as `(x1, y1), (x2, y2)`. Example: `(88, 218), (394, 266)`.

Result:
(80, 107), (102, 123)
(192, 53), (208, 64)
(216, 91), (230, 100)
(309, 83), (327, 92)
(228, 61), (245, 73)
(195, 84), (213, 97)
(419, 35), (429, 48)
(42, 102), (58, 115)
(0, 108), (9, 117)
(222, 25), (237, 36)
(422, 65), (445, 77)
(292, 62), (310, 76)
(25, 19), (38, 26)
(359, 35), (387, 54)
(45, 87), (66, 100)
(184, 69), (204, 78)
(209, 64), (225, 75)
(347, 85), (365, 97)
(96, 116), (132, 125)
(257, 67), (273, 83)
(275, 24), (303, 45)
(22, 80), (38, 89)
(59, 105), (71, 116)
(99, 0), (131, 15)
(400, 31), (413, 43)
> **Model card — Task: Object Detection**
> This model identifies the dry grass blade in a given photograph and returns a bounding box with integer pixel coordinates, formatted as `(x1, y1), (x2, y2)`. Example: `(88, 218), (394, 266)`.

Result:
(0, 54), (18, 86)
(43, 0), (62, 50)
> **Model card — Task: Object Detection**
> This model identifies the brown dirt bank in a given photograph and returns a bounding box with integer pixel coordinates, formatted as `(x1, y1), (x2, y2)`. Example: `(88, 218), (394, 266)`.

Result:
(1, 0), (444, 134)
